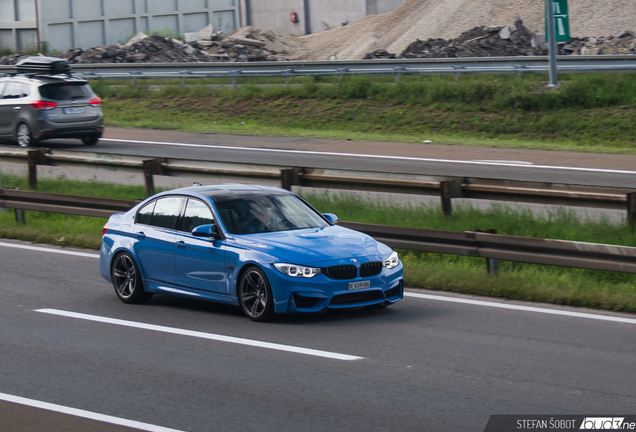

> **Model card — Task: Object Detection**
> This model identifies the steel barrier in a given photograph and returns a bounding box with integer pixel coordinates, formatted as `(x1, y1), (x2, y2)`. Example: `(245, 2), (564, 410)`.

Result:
(2, 187), (636, 275)
(2, 146), (636, 226)
(2, 55), (636, 85)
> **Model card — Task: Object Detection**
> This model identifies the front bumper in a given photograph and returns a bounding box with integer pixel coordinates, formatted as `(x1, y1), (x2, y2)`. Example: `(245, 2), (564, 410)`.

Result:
(263, 263), (404, 314)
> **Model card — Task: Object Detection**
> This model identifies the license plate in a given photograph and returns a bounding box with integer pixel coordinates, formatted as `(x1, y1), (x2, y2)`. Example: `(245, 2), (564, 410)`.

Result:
(63, 107), (85, 114)
(348, 280), (370, 291)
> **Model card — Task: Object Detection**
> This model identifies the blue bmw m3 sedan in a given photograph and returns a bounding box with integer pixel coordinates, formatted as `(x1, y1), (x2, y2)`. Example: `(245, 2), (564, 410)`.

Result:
(99, 183), (404, 321)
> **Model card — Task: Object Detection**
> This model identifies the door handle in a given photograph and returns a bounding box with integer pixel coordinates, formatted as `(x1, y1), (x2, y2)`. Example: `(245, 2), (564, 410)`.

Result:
(135, 232), (145, 239)
(13, 106), (21, 111)
(176, 241), (186, 249)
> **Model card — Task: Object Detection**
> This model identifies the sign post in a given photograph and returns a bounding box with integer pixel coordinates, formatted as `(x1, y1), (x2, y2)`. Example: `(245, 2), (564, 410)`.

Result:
(545, 0), (567, 87)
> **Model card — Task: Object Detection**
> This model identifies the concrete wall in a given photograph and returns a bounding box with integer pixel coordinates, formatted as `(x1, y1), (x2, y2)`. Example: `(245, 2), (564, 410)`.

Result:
(0, 0), (239, 52)
(238, 0), (404, 36)
(0, 0), (38, 51)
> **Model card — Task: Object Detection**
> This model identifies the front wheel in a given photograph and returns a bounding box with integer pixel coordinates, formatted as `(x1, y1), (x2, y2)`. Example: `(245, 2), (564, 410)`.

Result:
(239, 266), (274, 322)
(82, 136), (99, 145)
(111, 252), (153, 304)
(16, 122), (35, 147)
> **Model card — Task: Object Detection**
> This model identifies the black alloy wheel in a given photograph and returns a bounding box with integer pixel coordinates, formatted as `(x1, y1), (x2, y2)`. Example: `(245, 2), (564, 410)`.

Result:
(16, 122), (34, 147)
(111, 252), (153, 304)
(239, 266), (274, 322)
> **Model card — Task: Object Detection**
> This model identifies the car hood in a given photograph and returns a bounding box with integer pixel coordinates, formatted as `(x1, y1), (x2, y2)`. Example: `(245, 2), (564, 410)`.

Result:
(231, 225), (389, 266)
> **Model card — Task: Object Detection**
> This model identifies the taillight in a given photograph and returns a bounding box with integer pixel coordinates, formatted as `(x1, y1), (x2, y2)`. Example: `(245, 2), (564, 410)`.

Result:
(89, 97), (102, 107)
(102, 223), (109, 237)
(30, 101), (57, 110)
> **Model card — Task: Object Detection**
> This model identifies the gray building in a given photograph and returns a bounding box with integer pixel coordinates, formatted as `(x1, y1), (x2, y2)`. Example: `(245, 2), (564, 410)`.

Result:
(0, 0), (239, 52)
(239, 0), (404, 36)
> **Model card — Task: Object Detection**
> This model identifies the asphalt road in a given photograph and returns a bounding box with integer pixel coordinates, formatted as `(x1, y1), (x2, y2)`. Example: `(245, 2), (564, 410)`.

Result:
(1, 239), (635, 432)
(24, 128), (636, 189)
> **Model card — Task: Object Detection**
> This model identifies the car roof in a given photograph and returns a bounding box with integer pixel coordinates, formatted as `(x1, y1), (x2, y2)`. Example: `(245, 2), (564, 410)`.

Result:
(166, 183), (293, 202)
(0, 75), (87, 85)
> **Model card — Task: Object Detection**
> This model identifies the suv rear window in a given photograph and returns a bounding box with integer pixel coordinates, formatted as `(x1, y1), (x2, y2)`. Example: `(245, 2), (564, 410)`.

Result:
(39, 83), (93, 101)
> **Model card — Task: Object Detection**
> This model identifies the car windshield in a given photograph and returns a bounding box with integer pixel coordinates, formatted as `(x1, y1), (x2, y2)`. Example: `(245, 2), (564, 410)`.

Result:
(39, 83), (93, 100)
(215, 194), (329, 234)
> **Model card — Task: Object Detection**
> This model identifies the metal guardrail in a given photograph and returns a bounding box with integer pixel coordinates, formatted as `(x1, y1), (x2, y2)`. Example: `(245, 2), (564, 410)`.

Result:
(2, 56), (636, 85)
(0, 188), (139, 218)
(2, 146), (636, 226)
(2, 187), (636, 275)
(339, 221), (636, 274)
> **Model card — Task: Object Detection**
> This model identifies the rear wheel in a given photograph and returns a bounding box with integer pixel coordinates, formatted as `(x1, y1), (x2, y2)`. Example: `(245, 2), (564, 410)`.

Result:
(82, 136), (99, 146)
(239, 266), (274, 322)
(16, 122), (35, 147)
(111, 252), (153, 304)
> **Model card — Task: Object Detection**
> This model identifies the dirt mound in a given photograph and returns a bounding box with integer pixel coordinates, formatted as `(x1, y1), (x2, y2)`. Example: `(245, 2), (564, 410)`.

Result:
(292, 0), (636, 60)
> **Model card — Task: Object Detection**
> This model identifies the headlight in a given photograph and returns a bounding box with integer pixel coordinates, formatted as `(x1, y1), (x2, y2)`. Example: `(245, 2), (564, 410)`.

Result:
(274, 263), (321, 278)
(383, 251), (399, 269)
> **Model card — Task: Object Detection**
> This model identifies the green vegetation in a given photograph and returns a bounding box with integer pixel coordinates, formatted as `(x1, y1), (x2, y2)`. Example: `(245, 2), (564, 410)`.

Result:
(92, 73), (636, 153)
(2, 173), (636, 312)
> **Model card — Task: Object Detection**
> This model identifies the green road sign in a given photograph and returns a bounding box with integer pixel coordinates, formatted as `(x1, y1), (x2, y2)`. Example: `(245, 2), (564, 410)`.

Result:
(546, 0), (570, 42)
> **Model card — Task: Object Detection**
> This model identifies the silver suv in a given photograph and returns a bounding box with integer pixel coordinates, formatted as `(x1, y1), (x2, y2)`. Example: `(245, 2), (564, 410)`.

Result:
(0, 56), (104, 147)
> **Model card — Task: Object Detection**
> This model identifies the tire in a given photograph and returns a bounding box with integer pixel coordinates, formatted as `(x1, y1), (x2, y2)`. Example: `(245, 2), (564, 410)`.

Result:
(111, 252), (153, 304)
(15, 122), (35, 147)
(82, 136), (99, 146)
(238, 266), (274, 322)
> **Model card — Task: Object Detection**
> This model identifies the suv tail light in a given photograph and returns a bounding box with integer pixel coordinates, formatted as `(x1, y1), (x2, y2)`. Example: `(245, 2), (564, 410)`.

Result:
(103, 223), (109, 237)
(89, 97), (102, 107)
(30, 101), (57, 110)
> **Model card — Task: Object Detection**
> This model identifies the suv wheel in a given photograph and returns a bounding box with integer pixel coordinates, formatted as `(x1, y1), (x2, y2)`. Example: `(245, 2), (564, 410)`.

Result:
(82, 136), (99, 146)
(16, 123), (35, 147)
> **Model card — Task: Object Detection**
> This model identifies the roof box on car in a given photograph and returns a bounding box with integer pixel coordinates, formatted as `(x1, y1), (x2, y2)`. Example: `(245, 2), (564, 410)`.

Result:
(15, 56), (71, 76)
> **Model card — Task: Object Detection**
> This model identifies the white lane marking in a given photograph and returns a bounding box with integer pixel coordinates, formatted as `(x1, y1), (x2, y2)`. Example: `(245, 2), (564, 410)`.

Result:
(472, 160), (534, 165)
(103, 138), (636, 176)
(0, 241), (99, 258)
(0, 391), (184, 432)
(35, 309), (364, 361)
(405, 292), (636, 325)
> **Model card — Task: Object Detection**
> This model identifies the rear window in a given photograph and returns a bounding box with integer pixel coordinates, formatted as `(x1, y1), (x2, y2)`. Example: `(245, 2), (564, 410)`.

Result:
(39, 83), (93, 101)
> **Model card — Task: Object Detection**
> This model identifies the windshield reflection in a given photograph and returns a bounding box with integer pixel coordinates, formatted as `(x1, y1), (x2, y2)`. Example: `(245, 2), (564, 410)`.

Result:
(215, 194), (329, 234)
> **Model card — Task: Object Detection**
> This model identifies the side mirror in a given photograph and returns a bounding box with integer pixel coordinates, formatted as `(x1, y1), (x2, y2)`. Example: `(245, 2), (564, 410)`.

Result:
(192, 223), (217, 238)
(322, 213), (339, 224)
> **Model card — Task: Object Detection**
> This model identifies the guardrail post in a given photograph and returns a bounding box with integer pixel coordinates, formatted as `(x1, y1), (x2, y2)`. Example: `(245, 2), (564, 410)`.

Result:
(27, 149), (47, 190)
(628, 192), (636, 231)
(487, 258), (499, 276)
(281, 168), (302, 191)
(440, 179), (462, 218)
(142, 158), (165, 197)
(14, 187), (25, 223)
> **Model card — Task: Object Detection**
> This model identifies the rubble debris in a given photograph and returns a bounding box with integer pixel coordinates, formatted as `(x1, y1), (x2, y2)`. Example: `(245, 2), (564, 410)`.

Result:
(395, 19), (636, 58)
(124, 32), (148, 47)
(363, 50), (397, 60)
(184, 24), (216, 43)
(0, 26), (301, 65)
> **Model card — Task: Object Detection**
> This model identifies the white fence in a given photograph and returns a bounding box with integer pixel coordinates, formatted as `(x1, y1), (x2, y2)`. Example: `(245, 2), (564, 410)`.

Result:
(0, 0), (238, 52)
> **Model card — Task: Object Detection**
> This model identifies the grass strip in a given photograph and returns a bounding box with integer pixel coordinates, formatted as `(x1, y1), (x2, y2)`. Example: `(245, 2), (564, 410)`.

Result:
(1, 174), (635, 312)
(93, 73), (636, 154)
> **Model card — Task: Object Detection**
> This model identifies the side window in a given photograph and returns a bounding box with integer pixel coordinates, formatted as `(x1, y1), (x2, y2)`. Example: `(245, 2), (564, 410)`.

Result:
(150, 196), (183, 230)
(136, 200), (156, 226)
(2, 82), (28, 99)
(182, 198), (215, 233)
